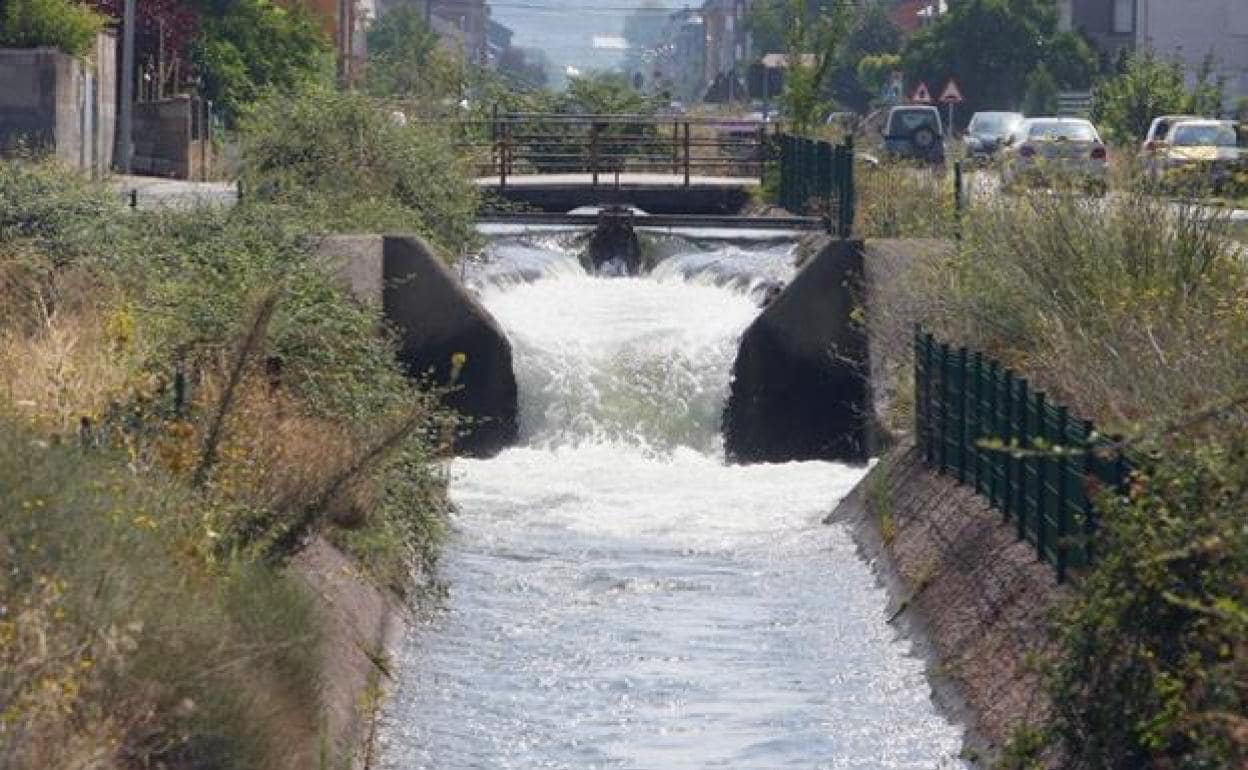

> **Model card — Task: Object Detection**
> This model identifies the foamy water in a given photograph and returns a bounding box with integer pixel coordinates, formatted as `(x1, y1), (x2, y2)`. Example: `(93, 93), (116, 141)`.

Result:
(376, 237), (967, 769)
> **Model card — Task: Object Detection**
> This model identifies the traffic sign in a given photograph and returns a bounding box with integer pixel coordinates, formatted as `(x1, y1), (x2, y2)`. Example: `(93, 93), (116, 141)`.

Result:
(939, 79), (964, 104)
(910, 81), (933, 104)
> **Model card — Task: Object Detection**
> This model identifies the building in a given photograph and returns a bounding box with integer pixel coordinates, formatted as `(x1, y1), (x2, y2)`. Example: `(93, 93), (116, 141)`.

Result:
(1060, 0), (1248, 107)
(889, 0), (946, 35)
(700, 0), (751, 100)
(430, 0), (489, 67)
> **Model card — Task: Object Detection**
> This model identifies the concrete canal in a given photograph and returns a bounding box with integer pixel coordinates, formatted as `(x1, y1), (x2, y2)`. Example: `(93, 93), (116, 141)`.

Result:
(375, 233), (967, 769)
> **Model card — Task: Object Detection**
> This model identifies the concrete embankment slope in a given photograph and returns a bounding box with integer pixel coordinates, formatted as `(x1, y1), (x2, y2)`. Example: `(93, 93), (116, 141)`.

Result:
(292, 538), (407, 769)
(835, 239), (1068, 765)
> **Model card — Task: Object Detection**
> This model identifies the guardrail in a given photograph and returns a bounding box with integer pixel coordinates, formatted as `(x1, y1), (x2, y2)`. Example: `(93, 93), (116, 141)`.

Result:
(913, 326), (1130, 582)
(777, 134), (855, 238)
(450, 113), (777, 188)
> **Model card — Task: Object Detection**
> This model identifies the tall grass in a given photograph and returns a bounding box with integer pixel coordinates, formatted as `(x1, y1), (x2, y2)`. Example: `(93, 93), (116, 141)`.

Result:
(0, 159), (451, 768)
(868, 167), (1248, 768)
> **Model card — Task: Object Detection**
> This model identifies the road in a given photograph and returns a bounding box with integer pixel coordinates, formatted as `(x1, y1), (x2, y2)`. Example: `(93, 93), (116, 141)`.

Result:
(109, 175), (238, 209)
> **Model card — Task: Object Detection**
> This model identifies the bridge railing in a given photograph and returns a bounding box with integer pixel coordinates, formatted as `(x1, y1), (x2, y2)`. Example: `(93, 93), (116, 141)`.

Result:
(913, 326), (1131, 583)
(447, 113), (777, 188)
(777, 134), (855, 238)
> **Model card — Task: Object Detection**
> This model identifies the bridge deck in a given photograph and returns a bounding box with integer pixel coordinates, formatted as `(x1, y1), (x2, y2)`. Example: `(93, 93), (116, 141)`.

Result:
(475, 173), (760, 189)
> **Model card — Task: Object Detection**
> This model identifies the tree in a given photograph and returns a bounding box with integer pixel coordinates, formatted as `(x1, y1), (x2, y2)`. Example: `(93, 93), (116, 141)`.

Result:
(1023, 62), (1058, 116)
(89, 0), (199, 94)
(1091, 50), (1225, 142)
(191, 0), (332, 126)
(857, 53), (901, 105)
(900, 0), (1095, 123)
(364, 4), (461, 101)
(825, 0), (903, 111)
(779, 0), (851, 134)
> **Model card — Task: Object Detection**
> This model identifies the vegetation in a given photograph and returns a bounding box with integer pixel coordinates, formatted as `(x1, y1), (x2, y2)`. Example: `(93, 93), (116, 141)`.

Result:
(900, 0), (1097, 122)
(1091, 50), (1225, 142)
(871, 172), (1248, 768)
(364, 4), (463, 104)
(191, 0), (332, 126)
(0, 0), (106, 57)
(237, 85), (480, 257)
(0, 149), (452, 767)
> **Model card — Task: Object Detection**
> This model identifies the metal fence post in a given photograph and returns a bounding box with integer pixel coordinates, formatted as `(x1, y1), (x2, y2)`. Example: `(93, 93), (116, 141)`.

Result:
(1035, 391), (1048, 563)
(1055, 405), (1070, 582)
(953, 159), (964, 241)
(683, 122), (691, 187)
(957, 346), (969, 484)
(971, 351), (983, 493)
(840, 135), (856, 239)
(1001, 368), (1014, 521)
(939, 343), (951, 474)
(1015, 377), (1029, 541)
(1082, 419), (1097, 566)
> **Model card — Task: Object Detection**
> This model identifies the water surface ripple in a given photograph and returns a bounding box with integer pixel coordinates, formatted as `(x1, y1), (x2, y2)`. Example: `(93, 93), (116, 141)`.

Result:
(376, 240), (966, 769)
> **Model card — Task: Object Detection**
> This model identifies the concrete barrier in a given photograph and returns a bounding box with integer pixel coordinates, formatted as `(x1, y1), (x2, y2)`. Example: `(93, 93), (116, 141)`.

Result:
(320, 235), (518, 456)
(723, 237), (871, 463)
(0, 35), (116, 175)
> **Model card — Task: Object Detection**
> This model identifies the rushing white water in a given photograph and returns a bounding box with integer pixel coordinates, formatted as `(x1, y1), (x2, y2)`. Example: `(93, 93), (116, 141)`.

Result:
(377, 238), (967, 770)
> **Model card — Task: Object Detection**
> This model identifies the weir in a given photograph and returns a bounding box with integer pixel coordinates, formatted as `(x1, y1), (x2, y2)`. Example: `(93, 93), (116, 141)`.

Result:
(373, 234), (968, 768)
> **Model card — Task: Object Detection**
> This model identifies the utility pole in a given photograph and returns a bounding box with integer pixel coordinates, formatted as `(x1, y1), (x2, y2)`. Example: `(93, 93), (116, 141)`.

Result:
(117, 0), (135, 173)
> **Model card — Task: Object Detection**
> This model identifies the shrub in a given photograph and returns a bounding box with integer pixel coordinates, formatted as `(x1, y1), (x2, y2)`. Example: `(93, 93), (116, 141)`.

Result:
(0, 158), (453, 765)
(1015, 436), (1248, 769)
(1092, 50), (1225, 143)
(237, 86), (480, 258)
(0, 0), (105, 58)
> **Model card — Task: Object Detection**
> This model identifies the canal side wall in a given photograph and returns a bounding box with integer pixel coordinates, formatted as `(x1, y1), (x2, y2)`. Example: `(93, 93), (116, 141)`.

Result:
(291, 537), (407, 769)
(317, 234), (519, 456)
(829, 239), (1068, 765)
(724, 236), (872, 463)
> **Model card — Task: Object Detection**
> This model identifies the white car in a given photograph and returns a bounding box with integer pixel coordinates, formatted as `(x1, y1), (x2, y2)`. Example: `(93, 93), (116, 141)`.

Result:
(1151, 119), (1242, 188)
(1001, 117), (1108, 190)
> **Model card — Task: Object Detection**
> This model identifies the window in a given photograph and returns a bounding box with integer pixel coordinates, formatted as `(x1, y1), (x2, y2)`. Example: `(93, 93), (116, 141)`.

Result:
(1112, 0), (1135, 34)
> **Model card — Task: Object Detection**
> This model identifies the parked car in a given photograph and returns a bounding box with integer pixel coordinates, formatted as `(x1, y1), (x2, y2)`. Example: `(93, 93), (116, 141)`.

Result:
(1142, 114), (1202, 152)
(1152, 119), (1243, 189)
(880, 105), (946, 165)
(1000, 117), (1108, 191)
(962, 111), (1023, 161)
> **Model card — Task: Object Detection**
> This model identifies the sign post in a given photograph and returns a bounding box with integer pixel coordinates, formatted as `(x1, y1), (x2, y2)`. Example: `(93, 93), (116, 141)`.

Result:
(939, 78), (965, 132)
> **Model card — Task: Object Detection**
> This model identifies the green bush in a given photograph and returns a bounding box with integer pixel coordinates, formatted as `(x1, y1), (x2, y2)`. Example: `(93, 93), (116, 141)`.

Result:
(0, 0), (105, 58)
(191, 0), (332, 127)
(1092, 50), (1224, 142)
(237, 86), (480, 258)
(1013, 437), (1248, 769)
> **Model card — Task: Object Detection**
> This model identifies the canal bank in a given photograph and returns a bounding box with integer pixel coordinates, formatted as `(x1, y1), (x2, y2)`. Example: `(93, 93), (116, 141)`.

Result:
(837, 238), (1068, 766)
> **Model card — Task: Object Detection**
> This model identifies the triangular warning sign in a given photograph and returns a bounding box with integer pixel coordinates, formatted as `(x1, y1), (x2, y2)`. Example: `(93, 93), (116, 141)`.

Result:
(910, 81), (933, 104)
(939, 79), (964, 104)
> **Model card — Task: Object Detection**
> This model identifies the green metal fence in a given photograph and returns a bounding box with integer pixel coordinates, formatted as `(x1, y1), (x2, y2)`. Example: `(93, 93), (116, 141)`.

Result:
(778, 134), (855, 237)
(913, 326), (1131, 582)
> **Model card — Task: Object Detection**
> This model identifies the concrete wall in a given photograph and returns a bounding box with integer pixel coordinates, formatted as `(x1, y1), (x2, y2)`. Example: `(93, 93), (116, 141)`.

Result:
(723, 237), (872, 463)
(131, 96), (212, 179)
(1138, 0), (1248, 107)
(0, 33), (115, 175)
(319, 234), (519, 456)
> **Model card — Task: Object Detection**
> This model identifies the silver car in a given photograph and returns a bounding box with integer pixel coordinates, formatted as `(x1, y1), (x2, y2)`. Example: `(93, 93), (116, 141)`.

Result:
(1001, 117), (1108, 190)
